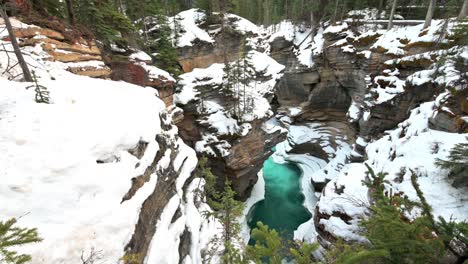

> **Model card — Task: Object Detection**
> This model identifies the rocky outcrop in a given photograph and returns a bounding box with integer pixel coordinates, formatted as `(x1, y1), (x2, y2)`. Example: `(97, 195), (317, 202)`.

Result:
(178, 32), (244, 73)
(8, 26), (111, 78)
(224, 120), (287, 198)
(177, 113), (287, 199)
(124, 112), (198, 264)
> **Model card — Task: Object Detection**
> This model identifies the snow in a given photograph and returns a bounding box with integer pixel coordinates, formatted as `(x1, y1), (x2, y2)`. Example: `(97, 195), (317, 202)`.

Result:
(138, 62), (176, 82)
(0, 18), (212, 264)
(169, 9), (214, 47)
(371, 20), (452, 56)
(365, 97), (468, 221)
(0, 72), (167, 263)
(129, 50), (152, 62)
(347, 101), (362, 122)
(175, 50), (283, 158)
(167, 9), (260, 48)
(317, 94), (468, 242)
(266, 21), (323, 67)
(202, 111), (240, 136)
(226, 13), (259, 35)
(323, 22), (348, 34)
(240, 170), (265, 243)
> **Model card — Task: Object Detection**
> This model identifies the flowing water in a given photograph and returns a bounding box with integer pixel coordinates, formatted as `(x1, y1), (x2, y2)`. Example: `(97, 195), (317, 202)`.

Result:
(247, 156), (311, 242)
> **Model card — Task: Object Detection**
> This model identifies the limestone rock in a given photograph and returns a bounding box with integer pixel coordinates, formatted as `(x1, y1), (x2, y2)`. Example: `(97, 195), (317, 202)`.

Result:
(13, 27), (64, 40)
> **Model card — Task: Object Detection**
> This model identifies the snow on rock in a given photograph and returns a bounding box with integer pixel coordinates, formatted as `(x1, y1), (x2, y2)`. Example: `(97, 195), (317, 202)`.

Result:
(166, 9), (260, 48)
(317, 95), (468, 242)
(365, 97), (468, 221)
(0, 17), (214, 263)
(316, 163), (370, 242)
(174, 50), (284, 157)
(323, 22), (349, 34)
(168, 9), (214, 47)
(371, 19), (452, 56)
(0, 73), (166, 263)
(266, 20), (324, 67)
(129, 50), (153, 63)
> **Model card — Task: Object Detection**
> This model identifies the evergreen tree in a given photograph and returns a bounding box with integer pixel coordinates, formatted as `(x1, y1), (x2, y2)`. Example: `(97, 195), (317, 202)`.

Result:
(0, 218), (42, 264)
(147, 12), (182, 76)
(206, 180), (245, 262)
(349, 166), (447, 264)
(75, 0), (135, 46)
(435, 137), (468, 187)
(246, 222), (283, 264)
(289, 241), (319, 264)
(246, 222), (320, 264)
(194, 156), (218, 201)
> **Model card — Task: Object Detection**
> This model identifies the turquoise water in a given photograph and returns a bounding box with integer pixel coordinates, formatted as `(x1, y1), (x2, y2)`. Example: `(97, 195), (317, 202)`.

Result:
(247, 157), (311, 242)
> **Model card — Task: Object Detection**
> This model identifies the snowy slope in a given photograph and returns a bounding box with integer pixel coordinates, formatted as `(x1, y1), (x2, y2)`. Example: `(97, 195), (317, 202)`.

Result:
(0, 17), (217, 264)
(316, 95), (468, 242)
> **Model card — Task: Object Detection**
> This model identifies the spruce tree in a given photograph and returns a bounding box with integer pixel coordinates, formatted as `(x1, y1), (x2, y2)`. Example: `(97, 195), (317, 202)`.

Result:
(0, 218), (42, 264)
(246, 222), (283, 264)
(205, 180), (245, 262)
(352, 166), (446, 264)
(435, 138), (468, 187)
(75, 0), (135, 46)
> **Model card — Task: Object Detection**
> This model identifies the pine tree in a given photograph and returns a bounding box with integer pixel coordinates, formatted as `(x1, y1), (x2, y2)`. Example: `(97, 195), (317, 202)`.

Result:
(435, 138), (468, 187)
(144, 10), (182, 76)
(325, 239), (389, 264)
(353, 166), (446, 264)
(289, 241), (319, 264)
(75, 0), (135, 46)
(206, 180), (245, 262)
(0, 218), (42, 264)
(246, 222), (283, 264)
(194, 156), (218, 201)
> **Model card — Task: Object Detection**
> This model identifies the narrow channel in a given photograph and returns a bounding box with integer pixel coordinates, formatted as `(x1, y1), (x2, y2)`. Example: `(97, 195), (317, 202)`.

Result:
(247, 156), (311, 242)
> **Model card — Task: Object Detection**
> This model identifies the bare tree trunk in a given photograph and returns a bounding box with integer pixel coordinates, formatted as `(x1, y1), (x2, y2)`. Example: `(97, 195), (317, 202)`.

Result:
(65, 0), (75, 25)
(310, 10), (316, 41)
(387, 0), (397, 30)
(333, 0), (340, 22)
(459, 0), (468, 20)
(423, 0), (436, 29)
(0, 5), (33, 82)
(377, 0), (385, 19)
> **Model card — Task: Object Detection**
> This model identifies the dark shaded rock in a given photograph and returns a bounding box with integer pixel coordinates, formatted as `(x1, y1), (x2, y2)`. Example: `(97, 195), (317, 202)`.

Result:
(178, 229), (192, 263)
(360, 81), (443, 137)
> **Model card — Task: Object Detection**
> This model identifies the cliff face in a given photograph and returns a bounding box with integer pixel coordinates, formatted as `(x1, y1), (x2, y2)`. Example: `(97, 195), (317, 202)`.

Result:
(173, 50), (286, 199)
(0, 17), (214, 264)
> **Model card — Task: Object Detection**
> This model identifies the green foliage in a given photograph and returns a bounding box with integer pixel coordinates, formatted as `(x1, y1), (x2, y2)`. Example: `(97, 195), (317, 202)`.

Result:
(246, 222), (320, 264)
(289, 241), (319, 264)
(247, 222), (283, 264)
(144, 11), (182, 76)
(0, 218), (42, 264)
(350, 166), (446, 264)
(449, 18), (468, 45)
(194, 156), (218, 201)
(325, 239), (389, 264)
(26, 71), (50, 104)
(205, 179), (245, 262)
(435, 137), (468, 185)
(75, 0), (135, 45)
(437, 216), (468, 256)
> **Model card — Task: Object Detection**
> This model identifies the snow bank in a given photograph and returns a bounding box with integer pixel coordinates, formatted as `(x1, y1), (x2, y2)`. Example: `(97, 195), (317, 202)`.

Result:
(317, 94), (468, 242)
(0, 73), (166, 263)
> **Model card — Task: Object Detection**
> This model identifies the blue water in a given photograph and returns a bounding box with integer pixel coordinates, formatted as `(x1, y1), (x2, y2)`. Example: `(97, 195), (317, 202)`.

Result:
(247, 157), (311, 242)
